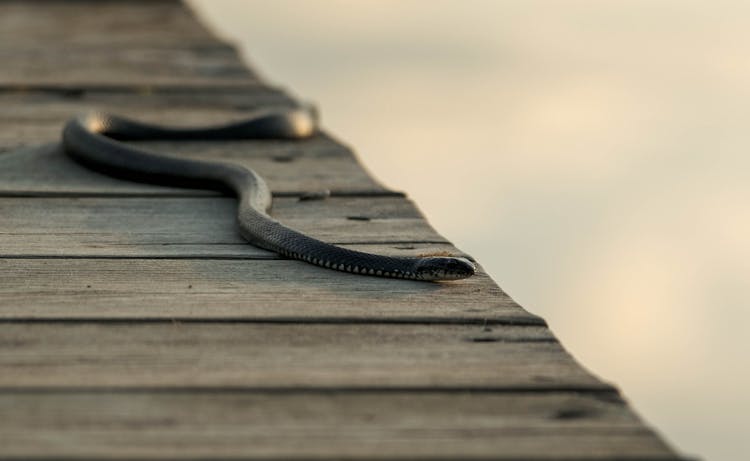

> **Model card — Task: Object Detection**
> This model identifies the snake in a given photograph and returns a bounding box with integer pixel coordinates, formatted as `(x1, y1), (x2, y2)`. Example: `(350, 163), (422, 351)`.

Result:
(61, 109), (476, 281)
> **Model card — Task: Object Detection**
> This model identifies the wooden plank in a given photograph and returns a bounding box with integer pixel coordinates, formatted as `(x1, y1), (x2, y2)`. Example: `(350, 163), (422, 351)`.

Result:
(0, 87), (295, 124)
(0, 0), (217, 46)
(0, 197), (450, 258)
(0, 1), (259, 86)
(0, 323), (614, 390)
(0, 45), (255, 86)
(0, 391), (680, 459)
(0, 84), (289, 100)
(0, 140), (389, 196)
(0, 258), (540, 324)
(0, 87), (295, 121)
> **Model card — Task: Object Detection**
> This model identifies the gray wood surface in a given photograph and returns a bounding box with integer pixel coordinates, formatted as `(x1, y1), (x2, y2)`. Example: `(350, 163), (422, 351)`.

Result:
(0, 196), (450, 257)
(0, 0), (257, 86)
(0, 45), (255, 86)
(0, 0), (216, 46)
(0, 258), (538, 324)
(0, 392), (678, 460)
(0, 323), (610, 390)
(0, 85), (292, 108)
(0, 0), (682, 459)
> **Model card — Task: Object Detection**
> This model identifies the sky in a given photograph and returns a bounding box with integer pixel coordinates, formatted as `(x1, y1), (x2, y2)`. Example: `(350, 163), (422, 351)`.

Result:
(189, 2), (750, 459)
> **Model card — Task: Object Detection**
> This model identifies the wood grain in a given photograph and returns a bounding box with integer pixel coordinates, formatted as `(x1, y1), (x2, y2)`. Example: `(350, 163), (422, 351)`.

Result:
(0, 0), (279, 123)
(0, 1), (257, 86)
(0, 391), (679, 459)
(0, 258), (539, 324)
(0, 196), (451, 258)
(0, 85), (294, 105)
(0, 45), (256, 86)
(0, 0), (217, 46)
(0, 323), (614, 390)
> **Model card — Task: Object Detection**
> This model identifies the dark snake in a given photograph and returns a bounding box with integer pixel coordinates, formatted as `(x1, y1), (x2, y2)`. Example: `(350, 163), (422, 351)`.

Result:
(61, 109), (475, 281)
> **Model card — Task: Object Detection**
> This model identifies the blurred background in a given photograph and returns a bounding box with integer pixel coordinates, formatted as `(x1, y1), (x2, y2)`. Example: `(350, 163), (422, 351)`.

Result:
(190, 1), (749, 459)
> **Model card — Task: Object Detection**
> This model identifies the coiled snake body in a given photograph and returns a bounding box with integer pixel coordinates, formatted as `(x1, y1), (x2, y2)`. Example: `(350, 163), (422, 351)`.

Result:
(62, 110), (475, 281)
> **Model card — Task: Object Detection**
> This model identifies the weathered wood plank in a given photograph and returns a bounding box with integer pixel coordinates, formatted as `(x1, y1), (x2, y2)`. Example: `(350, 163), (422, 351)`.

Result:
(0, 87), (296, 128)
(0, 85), (290, 101)
(0, 0), (258, 86)
(0, 197), (450, 258)
(0, 0), (216, 46)
(0, 258), (539, 324)
(0, 323), (614, 390)
(0, 141), (389, 196)
(0, 45), (255, 86)
(0, 391), (679, 459)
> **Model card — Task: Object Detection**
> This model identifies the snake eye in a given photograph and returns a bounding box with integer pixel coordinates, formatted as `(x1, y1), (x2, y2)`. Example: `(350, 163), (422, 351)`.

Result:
(414, 257), (476, 281)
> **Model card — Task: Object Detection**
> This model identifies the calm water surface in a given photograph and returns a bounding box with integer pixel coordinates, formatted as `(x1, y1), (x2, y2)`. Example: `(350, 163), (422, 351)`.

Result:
(190, 2), (750, 459)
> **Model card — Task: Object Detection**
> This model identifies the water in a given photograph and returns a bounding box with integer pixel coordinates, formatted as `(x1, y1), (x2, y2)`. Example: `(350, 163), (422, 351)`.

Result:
(189, 1), (750, 459)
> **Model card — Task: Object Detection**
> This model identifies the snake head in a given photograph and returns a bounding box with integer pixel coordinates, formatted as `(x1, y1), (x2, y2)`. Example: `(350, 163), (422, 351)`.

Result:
(414, 257), (476, 281)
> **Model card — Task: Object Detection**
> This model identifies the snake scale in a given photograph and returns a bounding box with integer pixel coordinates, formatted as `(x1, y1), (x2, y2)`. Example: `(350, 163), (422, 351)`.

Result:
(62, 109), (475, 281)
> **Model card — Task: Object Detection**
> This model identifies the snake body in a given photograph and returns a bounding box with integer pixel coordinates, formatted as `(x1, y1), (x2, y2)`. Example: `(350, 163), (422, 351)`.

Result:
(62, 110), (475, 281)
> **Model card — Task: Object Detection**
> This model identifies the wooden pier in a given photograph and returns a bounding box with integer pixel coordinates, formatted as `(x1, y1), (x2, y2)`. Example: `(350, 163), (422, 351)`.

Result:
(0, 1), (683, 459)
